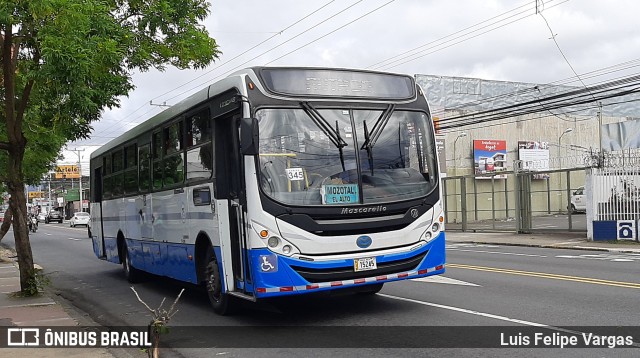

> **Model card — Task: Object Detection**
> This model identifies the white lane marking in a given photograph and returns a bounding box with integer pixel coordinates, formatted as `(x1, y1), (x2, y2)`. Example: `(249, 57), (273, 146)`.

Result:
(556, 253), (640, 262)
(0, 266), (15, 270)
(379, 293), (548, 326)
(447, 243), (499, 248)
(411, 276), (480, 286)
(448, 248), (547, 258)
(378, 293), (640, 348)
(66, 238), (82, 241)
(45, 233), (52, 236)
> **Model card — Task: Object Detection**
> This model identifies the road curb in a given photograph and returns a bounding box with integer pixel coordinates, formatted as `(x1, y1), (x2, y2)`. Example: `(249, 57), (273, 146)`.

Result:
(446, 240), (640, 253)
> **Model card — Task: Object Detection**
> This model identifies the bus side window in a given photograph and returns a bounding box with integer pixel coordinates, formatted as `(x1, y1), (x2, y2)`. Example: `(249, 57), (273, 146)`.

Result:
(152, 131), (163, 190)
(139, 144), (151, 192)
(124, 144), (138, 194)
(186, 109), (213, 183)
(112, 149), (124, 197)
(103, 155), (112, 199)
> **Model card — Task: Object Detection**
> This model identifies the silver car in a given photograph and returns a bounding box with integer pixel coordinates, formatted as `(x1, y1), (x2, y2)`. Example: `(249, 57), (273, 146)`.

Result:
(70, 212), (90, 227)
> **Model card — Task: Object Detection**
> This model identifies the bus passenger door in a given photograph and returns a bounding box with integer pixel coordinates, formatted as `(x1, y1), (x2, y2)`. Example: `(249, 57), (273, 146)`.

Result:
(92, 167), (106, 259)
(215, 111), (249, 295)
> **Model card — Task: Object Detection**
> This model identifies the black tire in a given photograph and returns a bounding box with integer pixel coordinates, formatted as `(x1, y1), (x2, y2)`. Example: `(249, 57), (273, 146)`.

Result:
(570, 204), (576, 213)
(203, 248), (234, 315)
(122, 242), (143, 283)
(357, 283), (384, 295)
(88, 227), (92, 238)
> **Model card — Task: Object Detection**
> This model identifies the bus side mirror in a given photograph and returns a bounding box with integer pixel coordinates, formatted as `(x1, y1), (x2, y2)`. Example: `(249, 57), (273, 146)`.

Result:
(240, 117), (259, 155)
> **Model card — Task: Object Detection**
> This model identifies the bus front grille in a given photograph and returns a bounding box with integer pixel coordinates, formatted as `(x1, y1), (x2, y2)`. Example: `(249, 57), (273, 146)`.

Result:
(290, 251), (427, 283)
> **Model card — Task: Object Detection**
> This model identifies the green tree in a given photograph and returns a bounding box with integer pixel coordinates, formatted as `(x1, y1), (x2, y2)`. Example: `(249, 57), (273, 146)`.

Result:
(0, 0), (220, 295)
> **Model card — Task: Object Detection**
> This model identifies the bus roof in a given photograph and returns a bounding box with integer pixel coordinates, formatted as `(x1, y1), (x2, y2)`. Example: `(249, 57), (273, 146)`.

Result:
(91, 66), (417, 160)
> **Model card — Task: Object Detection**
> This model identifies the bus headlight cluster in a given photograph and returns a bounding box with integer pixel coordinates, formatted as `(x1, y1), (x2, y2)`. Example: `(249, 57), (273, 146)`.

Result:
(422, 215), (444, 242)
(264, 235), (297, 256)
(252, 221), (300, 256)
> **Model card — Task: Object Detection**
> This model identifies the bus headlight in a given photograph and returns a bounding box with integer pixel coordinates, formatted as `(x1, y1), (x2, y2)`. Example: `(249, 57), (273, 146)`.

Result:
(424, 231), (433, 241)
(431, 222), (440, 233)
(282, 245), (292, 254)
(268, 236), (280, 248)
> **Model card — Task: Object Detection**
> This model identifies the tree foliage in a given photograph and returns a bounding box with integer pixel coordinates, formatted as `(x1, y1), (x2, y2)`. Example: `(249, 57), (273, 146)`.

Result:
(0, 0), (221, 294)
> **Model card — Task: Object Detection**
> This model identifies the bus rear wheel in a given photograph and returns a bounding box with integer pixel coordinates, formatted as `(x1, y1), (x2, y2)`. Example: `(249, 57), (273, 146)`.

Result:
(204, 249), (234, 315)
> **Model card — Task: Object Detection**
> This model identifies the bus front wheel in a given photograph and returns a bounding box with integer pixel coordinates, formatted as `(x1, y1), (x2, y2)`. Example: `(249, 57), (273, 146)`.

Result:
(204, 249), (234, 315)
(122, 242), (143, 283)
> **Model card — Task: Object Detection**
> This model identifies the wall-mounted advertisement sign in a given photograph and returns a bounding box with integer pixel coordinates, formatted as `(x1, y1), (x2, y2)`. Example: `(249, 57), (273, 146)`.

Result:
(518, 141), (550, 179)
(473, 140), (507, 179)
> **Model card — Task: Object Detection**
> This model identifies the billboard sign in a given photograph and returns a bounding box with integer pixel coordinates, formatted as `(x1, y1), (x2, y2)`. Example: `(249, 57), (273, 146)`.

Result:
(55, 165), (80, 179)
(473, 140), (507, 179)
(518, 141), (550, 179)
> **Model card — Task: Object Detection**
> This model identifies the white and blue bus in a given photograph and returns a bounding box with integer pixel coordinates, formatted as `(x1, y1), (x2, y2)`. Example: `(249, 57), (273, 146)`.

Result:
(89, 67), (445, 314)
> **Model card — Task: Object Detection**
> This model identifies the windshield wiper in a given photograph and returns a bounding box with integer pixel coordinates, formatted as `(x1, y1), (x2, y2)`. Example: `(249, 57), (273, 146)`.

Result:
(361, 104), (395, 175)
(301, 102), (348, 171)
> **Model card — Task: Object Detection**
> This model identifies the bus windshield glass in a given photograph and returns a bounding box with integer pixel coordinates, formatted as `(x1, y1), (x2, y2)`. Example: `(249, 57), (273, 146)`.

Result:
(257, 107), (438, 206)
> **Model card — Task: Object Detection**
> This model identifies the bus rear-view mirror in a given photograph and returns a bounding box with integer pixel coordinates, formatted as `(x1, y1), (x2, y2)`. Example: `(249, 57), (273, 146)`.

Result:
(240, 117), (259, 155)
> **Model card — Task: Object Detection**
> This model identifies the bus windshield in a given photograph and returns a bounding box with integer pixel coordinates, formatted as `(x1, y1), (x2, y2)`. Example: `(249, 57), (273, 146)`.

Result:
(257, 107), (438, 206)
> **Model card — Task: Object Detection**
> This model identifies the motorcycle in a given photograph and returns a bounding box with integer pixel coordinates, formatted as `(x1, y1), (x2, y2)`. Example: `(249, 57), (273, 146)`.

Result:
(28, 216), (38, 233)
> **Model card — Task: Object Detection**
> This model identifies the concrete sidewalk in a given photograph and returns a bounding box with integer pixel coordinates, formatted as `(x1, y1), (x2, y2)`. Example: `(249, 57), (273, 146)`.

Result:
(446, 231), (640, 253)
(0, 245), (117, 357)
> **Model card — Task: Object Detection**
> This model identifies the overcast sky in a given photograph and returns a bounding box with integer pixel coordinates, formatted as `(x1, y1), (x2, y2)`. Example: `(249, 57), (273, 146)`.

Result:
(64, 0), (640, 170)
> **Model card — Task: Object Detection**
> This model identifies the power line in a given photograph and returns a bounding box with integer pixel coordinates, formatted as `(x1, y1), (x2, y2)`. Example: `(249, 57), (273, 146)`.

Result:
(438, 80), (640, 130)
(536, 0), (596, 101)
(377, 0), (568, 71)
(429, 58), (640, 118)
(435, 75), (640, 129)
(367, 0), (534, 70)
(162, 0), (368, 104)
(86, 2), (338, 144)
(150, 0), (337, 104)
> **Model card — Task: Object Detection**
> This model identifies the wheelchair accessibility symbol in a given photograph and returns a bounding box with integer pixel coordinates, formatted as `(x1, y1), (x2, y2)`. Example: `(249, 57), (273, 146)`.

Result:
(259, 255), (278, 272)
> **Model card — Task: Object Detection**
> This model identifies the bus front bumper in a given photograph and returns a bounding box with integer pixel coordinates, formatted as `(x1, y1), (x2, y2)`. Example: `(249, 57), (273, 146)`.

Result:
(248, 232), (446, 298)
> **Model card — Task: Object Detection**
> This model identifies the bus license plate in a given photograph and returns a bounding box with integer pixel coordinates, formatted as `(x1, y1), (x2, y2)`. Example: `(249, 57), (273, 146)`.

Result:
(354, 257), (377, 272)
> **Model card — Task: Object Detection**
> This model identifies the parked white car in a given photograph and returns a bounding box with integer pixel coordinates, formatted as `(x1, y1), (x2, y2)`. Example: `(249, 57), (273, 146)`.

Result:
(570, 186), (586, 213)
(70, 212), (90, 227)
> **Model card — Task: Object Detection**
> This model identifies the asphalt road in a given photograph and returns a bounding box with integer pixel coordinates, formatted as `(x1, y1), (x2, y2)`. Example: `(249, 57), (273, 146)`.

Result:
(4, 224), (640, 357)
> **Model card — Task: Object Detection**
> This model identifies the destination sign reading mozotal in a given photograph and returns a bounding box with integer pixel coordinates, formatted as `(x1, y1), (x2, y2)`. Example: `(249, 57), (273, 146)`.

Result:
(323, 184), (359, 205)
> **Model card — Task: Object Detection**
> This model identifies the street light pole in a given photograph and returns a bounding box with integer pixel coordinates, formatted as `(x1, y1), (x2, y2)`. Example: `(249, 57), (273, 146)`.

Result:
(558, 128), (573, 212)
(558, 128), (573, 168)
(72, 148), (86, 212)
(453, 132), (468, 174)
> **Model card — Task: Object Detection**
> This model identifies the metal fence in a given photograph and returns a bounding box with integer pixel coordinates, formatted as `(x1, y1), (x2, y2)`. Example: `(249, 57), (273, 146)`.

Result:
(443, 158), (589, 233)
(589, 167), (640, 222)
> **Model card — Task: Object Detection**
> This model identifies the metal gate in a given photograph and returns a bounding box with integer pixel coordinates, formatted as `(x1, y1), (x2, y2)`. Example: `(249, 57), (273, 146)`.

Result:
(442, 164), (588, 233)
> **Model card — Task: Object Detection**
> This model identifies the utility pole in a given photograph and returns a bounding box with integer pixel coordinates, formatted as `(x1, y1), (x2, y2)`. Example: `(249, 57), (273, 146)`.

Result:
(597, 101), (603, 153)
(73, 148), (86, 212)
